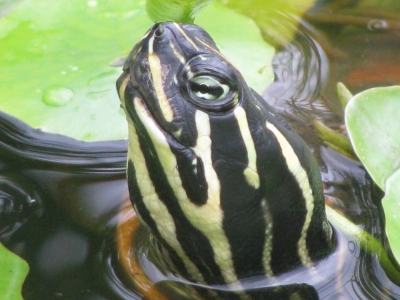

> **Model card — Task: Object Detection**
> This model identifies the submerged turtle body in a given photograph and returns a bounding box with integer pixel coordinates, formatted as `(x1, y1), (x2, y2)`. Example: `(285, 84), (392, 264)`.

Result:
(117, 22), (335, 286)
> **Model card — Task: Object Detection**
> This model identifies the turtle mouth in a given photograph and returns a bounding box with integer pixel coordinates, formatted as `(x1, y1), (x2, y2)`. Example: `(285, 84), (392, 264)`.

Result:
(127, 27), (182, 126)
(117, 50), (188, 149)
(125, 41), (189, 146)
(127, 88), (188, 151)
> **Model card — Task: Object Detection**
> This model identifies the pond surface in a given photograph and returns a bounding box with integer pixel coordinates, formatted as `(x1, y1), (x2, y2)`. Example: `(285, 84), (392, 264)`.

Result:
(1, 3), (400, 300)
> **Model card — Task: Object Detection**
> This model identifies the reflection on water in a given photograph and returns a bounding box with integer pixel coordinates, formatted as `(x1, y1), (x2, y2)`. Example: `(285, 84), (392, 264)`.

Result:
(265, 29), (328, 110)
(0, 113), (128, 299)
(2, 7), (400, 300)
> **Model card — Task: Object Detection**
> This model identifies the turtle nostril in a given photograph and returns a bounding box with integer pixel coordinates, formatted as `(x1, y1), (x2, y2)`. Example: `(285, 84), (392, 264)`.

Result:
(154, 24), (165, 37)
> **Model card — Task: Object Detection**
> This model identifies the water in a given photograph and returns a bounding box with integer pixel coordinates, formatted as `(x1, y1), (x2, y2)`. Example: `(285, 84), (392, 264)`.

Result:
(42, 85), (75, 107)
(2, 5), (400, 300)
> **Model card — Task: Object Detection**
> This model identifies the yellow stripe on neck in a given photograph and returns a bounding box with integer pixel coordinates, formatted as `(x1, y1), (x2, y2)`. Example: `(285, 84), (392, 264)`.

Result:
(266, 122), (314, 268)
(134, 96), (240, 285)
(148, 36), (174, 122)
(234, 106), (260, 189)
(126, 103), (204, 282)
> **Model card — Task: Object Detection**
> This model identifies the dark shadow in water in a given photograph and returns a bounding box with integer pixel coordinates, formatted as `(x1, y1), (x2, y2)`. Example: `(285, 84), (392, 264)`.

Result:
(0, 112), (130, 299)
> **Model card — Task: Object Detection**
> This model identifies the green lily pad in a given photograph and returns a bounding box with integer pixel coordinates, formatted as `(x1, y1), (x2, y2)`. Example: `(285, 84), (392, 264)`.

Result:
(345, 86), (400, 191)
(0, 0), (153, 141)
(0, 0), (273, 141)
(0, 243), (29, 300)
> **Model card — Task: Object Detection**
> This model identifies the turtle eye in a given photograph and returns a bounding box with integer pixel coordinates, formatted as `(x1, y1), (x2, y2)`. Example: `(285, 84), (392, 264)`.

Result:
(190, 75), (229, 101)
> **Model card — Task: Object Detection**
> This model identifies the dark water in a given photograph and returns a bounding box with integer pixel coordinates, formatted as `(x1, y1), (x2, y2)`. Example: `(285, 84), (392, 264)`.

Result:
(2, 6), (400, 300)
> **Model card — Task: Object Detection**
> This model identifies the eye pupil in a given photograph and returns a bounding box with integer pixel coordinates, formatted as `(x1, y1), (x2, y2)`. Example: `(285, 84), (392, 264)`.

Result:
(189, 76), (229, 101)
(191, 82), (223, 100)
(199, 84), (208, 92)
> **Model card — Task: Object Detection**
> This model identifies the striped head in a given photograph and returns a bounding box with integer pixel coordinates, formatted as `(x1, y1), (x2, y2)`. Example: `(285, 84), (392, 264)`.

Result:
(117, 22), (335, 286)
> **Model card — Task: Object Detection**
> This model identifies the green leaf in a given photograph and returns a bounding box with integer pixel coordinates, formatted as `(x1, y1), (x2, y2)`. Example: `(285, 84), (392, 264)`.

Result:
(345, 85), (400, 265)
(146, 0), (214, 23)
(345, 86), (400, 191)
(0, 0), (23, 18)
(337, 82), (353, 109)
(146, 0), (316, 45)
(0, 0), (273, 141)
(218, 0), (316, 46)
(383, 170), (400, 262)
(0, 243), (29, 300)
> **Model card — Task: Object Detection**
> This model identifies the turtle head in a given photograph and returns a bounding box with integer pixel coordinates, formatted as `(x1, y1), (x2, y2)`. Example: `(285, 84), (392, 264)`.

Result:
(117, 22), (335, 285)
(117, 22), (245, 147)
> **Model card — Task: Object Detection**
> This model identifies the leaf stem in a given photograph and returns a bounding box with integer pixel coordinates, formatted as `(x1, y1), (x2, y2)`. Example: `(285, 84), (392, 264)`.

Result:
(326, 206), (400, 285)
